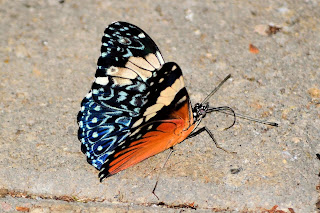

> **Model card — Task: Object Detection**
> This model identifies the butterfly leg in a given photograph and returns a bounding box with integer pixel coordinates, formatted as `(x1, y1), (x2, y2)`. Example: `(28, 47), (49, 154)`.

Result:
(152, 147), (174, 200)
(187, 127), (236, 154)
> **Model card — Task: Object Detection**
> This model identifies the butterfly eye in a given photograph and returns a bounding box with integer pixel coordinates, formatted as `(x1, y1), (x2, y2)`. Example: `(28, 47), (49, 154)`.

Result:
(118, 37), (131, 45)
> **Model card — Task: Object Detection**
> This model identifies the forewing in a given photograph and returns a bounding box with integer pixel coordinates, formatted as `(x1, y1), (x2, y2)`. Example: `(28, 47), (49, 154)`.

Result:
(92, 21), (165, 117)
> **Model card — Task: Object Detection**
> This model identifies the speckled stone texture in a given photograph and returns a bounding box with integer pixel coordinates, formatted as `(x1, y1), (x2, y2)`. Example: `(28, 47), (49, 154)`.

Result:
(0, 0), (319, 212)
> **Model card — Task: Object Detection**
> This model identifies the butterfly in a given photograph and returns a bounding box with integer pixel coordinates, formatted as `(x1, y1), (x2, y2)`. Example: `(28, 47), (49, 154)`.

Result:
(77, 21), (232, 182)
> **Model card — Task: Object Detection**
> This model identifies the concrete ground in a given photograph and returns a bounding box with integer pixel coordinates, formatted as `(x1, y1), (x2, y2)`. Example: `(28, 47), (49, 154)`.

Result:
(1, 0), (319, 212)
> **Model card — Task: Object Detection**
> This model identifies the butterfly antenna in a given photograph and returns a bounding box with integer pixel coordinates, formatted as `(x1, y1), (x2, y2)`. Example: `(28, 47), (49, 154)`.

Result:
(201, 74), (231, 105)
(207, 107), (278, 127)
(201, 74), (278, 127)
(207, 106), (236, 129)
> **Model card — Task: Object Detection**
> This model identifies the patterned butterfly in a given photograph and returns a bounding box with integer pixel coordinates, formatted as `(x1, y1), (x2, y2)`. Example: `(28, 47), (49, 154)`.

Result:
(77, 21), (231, 182)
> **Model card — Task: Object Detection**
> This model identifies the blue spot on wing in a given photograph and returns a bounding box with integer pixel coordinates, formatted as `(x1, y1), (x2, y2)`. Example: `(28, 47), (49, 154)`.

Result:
(77, 93), (132, 170)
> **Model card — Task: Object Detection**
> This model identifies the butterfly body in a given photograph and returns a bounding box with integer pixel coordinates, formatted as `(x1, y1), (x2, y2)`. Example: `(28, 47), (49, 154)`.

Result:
(78, 22), (202, 181)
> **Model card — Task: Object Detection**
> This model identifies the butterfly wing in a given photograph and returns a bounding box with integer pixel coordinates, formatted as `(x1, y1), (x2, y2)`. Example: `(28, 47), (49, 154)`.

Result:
(77, 22), (195, 180)
(98, 63), (196, 180)
(92, 21), (165, 114)
(78, 21), (165, 170)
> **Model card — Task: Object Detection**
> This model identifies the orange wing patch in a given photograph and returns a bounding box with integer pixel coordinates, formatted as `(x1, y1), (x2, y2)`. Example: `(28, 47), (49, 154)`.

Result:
(104, 101), (195, 177)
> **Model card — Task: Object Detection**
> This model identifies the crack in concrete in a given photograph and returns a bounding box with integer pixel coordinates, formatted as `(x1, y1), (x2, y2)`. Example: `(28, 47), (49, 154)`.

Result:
(3, 189), (205, 211)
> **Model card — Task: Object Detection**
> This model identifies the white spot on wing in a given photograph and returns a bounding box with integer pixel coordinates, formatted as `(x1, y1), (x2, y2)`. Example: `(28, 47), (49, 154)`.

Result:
(86, 91), (92, 99)
(156, 51), (165, 65)
(92, 132), (98, 138)
(92, 117), (98, 123)
(176, 96), (187, 105)
(138, 33), (145, 38)
(92, 89), (99, 95)
(132, 118), (143, 128)
(101, 52), (108, 57)
(95, 77), (109, 85)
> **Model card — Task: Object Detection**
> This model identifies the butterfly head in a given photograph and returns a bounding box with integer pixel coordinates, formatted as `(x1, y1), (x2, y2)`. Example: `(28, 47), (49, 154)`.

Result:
(192, 102), (210, 122)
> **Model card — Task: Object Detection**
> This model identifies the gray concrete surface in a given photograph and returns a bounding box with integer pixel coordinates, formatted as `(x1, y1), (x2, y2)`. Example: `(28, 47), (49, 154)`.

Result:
(1, 0), (319, 212)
